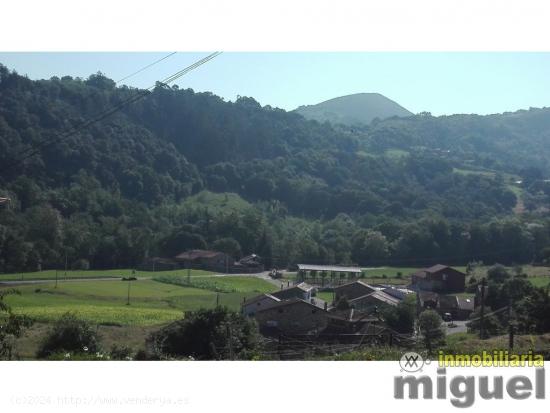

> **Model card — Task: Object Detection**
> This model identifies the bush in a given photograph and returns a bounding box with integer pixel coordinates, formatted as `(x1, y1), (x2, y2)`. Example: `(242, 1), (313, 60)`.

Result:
(110, 344), (134, 360)
(37, 312), (100, 358)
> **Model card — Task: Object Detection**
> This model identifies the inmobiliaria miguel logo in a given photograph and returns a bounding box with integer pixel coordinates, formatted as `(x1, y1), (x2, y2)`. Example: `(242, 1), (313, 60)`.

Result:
(394, 351), (546, 407)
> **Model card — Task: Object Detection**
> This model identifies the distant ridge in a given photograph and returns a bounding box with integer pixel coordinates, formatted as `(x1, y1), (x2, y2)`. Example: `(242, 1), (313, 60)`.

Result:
(294, 93), (413, 126)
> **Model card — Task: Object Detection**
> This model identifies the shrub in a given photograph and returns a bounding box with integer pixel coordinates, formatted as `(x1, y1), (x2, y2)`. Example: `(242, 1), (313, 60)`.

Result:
(148, 307), (260, 360)
(110, 344), (134, 360)
(37, 312), (100, 358)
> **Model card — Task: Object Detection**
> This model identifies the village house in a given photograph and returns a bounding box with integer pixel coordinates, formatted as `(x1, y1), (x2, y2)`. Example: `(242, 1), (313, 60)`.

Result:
(323, 310), (381, 335)
(419, 291), (475, 321)
(410, 264), (466, 293)
(418, 290), (439, 309)
(174, 249), (234, 273)
(437, 295), (475, 320)
(381, 286), (414, 301)
(347, 289), (401, 313)
(271, 282), (315, 301)
(456, 296), (475, 319)
(241, 293), (281, 317)
(254, 298), (330, 335)
(334, 280), (376, 301)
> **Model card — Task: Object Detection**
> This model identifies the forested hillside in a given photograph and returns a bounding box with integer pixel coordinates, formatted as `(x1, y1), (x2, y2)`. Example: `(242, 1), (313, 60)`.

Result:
(1, 64), (550, 272)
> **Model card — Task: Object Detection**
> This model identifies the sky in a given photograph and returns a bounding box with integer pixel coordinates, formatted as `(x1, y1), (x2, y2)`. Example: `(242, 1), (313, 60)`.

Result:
(0, 52), (549, 116)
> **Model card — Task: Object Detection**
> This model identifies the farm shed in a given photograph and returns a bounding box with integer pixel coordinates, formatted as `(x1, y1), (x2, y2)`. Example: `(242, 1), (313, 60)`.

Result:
(297, 264), (362, 279)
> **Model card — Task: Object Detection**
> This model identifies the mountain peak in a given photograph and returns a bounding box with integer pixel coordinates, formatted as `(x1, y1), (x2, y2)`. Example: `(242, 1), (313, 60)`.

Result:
(294, 93), (412, 126)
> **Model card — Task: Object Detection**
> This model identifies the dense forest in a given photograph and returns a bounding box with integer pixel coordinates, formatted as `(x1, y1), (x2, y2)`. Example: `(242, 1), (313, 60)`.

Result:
(1, 64), (550, 272)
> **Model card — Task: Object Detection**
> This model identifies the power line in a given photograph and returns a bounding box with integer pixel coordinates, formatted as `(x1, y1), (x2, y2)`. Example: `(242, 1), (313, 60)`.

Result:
(116, 52), (177, 84)
(2, 52), (221, 172)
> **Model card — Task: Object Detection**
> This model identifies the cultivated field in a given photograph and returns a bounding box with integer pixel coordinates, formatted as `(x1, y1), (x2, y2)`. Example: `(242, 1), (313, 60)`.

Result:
(2, 276), (277, 326)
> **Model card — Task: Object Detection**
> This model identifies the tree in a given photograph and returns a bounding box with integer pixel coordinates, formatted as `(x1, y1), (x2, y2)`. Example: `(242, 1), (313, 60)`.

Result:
(467, 307), (502, 337)
(148, 307), (260, 360)
(37, 312), (100, 359)
(351, 230), (389, 265)
(418, 309), (446, 353)
(158, 229), (207, 257)
(0, 289), (32, 360)
(487, 264), (510, 284)
(382, 295), (415, 334)
(212, 237), (242, 260)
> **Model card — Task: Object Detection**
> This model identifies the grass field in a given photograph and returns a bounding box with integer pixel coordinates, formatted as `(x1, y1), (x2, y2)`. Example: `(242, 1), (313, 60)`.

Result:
(316, 291), (334, 303)
(2, 276), (277, 326)
(528, 276), (550, 288)
(153, 274), (275, 293)
(13, 322), (159, 360)
(0, 268), (216, 282)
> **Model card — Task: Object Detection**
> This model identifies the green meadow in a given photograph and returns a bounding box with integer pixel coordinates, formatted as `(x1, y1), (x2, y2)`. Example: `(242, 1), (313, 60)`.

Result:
(0, 268), (216, 282)
(2, 277), (277, 326)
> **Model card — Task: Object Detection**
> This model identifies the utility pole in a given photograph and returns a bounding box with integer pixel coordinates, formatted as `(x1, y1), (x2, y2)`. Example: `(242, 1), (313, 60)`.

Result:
(479, 278), (486, 340)
(55, 269), (58, 288)
(126, 280), (132, 305)
(64, 249), (68, 280)
(227, 323), (234, 360)
(508, 298), (515, 351)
